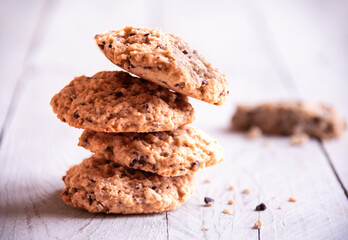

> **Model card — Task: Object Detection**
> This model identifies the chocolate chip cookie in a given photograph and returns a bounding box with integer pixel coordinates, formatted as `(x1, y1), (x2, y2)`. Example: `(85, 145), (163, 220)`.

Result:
(78, 126), (224, 177)
(232, 101), (346, 139)
(95, 26), (229, 105)
(61, 156), (196, 214)
(50, 71), (195, 133)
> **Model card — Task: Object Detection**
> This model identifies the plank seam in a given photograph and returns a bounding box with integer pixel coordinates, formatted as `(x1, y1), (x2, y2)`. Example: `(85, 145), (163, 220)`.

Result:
(165, 212), (169, 240)
(319, 141), (348, 199)
(0, 0), (58, 149)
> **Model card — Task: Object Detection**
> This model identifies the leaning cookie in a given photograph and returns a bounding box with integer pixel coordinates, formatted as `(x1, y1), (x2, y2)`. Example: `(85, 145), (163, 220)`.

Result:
(61, 156), (196, 214)
(50, 71), (194, 133)
(95, 26), (229, 105)
(78, 126), (224, 177)
(231, 101), (346, 139)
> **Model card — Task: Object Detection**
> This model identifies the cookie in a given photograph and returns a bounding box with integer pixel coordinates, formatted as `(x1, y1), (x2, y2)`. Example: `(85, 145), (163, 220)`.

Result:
(50, 71), (195, 133)
(95, 26), (229, 105)
(78, 126), (224, 177)
(231, 102), (346, 139)
(61, 156), (196, 214)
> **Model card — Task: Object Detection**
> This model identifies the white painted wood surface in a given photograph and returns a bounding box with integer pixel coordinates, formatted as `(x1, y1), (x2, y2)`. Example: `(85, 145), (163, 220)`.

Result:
(0, 0), (347, 239)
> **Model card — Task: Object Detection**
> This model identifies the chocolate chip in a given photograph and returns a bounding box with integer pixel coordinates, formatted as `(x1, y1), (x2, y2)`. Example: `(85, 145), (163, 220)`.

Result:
(195, 161), (200, 168)
(220, 90), (226, 96)
(113, 163), (120, 168)
(129, 33), (135, 36)
(144, 33), (150, 37)
(89, 195), (94, 205)
(129, 160), (137, 168)
(89, 178), (96, 183)
(143, 104), (149, 109)
(130, 63), (135, 68)
(110, 91), (123, 97)
(82, 137), (88, 143)
(108, 44), (112, 48)
(182, 50), (188, 54)
(156, 45), (164, 49)
(62, 176), (66, 181)
(204, 197), (214, 204)
(255, 203), (267, 211)
(85, 118), (92, 123)
(157, 66), (162, 70)
(98, 41), (105, 50)
(152, 186), (156, 190)
(106, 145), (113, 152)
(62, 118), (66, 122)
(202, 79), (208, 85)
(119, 200), (123, 204)
(73, 111), (80, 118)
(174, 82), (186, 88)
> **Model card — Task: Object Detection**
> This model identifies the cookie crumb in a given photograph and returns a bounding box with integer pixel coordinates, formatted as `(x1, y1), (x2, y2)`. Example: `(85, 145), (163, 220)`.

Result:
(202, 227), (209, 231)
(289, 197), (297, 202)
(277, 205), (283, 210)
(255, 203), (267, 211)
(246, 126), (262, 139)
(263, 140), (271, 147)
(227, 199), (234, 205)
(204, 197), (214, 206)
(252, 220), (262, 229)
(222, 209), (232, 215)
(228, 185), (234, 191)
(203, 179), (211, 184)
(290, 132), (309, 146)
(242, 189), (250, 194)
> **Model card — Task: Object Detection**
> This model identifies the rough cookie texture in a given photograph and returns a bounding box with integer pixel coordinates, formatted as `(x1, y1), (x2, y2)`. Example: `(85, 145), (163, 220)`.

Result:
(232, 102), (346, 139)
(61, 156), (196, 214)
(50, 71), (194, 133)
(78, 126), (224, 177)
(95, 26), (229, 105)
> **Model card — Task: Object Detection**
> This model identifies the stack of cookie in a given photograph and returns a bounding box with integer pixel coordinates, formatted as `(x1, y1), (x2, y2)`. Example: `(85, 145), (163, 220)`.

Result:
(50, 26), (229, 214)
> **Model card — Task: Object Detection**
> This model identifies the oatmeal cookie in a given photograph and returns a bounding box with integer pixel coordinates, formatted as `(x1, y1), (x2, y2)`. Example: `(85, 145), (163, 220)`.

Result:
(95, 26), (229, 105)
(78, 126), (224, 177)
(50, 71), (194, 132)
(61, 156), (196, 214)
(231, 102), (346, 139)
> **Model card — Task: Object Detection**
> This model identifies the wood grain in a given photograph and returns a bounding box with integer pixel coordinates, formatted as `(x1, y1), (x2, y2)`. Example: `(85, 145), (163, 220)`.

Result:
(0, 0), (45, 132)
(0, 0), (347, 239)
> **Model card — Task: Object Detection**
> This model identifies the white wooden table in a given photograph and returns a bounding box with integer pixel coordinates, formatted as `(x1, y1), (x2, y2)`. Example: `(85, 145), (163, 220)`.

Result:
(1, 0), (347, 239)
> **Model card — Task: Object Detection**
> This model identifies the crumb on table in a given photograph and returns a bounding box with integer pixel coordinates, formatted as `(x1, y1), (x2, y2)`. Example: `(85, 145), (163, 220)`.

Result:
(203, 179), (211, 184)
(227, 199), (234, 205)
(202, 227), (209, 231)
(242, 189), (250, 194)
(246, 126), (262, 139)
(204, 197), (214, 206)
(228, 185), (234, 191)
(252, 220), (262, 229)
(289, 197), (297, 202)
(290, 132), (309, 146)
(277, 205), (283, 210)
(222, 209), (232, 215)
(255, 203), (267, 211)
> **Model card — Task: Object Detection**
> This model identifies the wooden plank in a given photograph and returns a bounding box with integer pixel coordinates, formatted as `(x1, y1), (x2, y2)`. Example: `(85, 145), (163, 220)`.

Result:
(1, 0), (348, 239)
(0, 0), (167, 239)
(0, 0), (45, 131)
(253, 0), (348, 191)
(163, 0), (348, 239)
